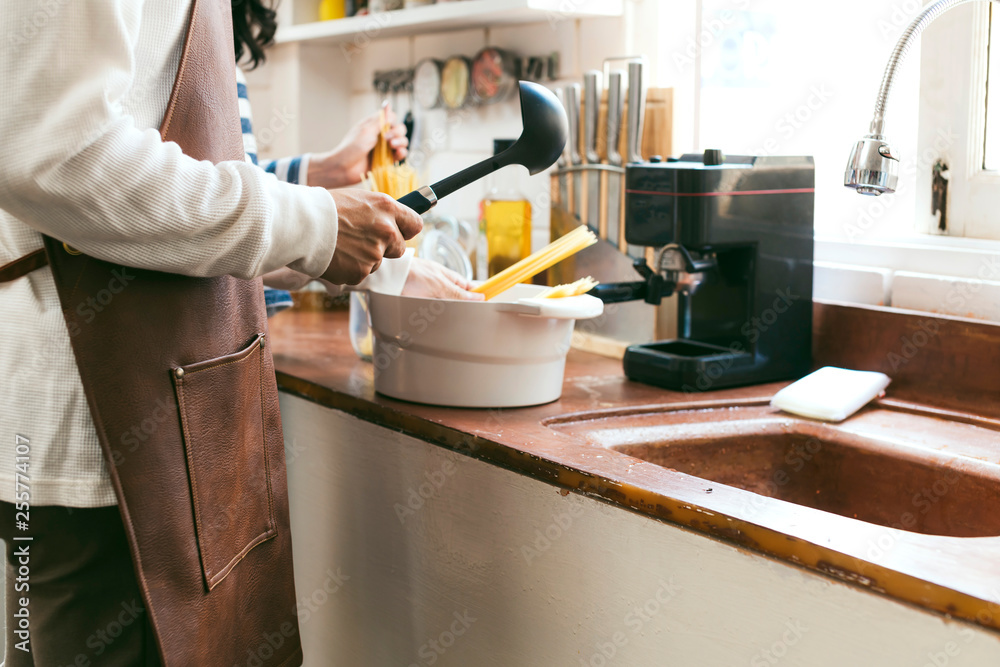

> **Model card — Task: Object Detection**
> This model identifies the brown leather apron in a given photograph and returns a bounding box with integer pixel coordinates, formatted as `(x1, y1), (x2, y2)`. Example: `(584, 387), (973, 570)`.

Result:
(0, 0), (301, 664)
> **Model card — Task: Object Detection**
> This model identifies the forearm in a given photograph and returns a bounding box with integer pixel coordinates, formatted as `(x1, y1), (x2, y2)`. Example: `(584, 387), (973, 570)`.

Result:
(305, 150), (362, 190)
(262, 251), (414, 295)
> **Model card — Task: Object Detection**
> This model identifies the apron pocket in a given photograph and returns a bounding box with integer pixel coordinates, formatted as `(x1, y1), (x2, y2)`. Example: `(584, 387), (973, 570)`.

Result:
(172, 332), (277, 591)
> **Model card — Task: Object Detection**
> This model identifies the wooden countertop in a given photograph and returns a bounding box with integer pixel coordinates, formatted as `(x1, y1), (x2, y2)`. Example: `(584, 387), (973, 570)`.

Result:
(269, 305), (1000, 634)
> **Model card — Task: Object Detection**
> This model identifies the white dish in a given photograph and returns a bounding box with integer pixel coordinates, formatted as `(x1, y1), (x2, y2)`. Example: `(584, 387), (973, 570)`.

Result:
(368, 284), (603, 407)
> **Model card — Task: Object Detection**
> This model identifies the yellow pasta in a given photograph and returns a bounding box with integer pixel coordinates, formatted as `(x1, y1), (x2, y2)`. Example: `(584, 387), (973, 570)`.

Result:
(365, 108), (416, 199)
(538, 276), (599, 298)
(473, 226), (598, 301)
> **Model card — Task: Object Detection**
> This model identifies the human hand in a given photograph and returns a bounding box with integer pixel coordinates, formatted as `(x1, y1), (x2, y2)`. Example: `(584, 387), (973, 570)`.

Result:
(308, 107), (409, 189)
(401, 257), (484, 301)
(321, 189), (423, 285)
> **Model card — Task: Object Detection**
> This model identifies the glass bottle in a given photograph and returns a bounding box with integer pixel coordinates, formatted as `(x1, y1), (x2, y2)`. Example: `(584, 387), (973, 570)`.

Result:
(481, 139), (532, 277)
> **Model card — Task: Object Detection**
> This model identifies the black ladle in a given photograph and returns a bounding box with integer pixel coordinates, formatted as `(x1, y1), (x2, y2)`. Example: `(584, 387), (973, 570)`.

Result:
(397, 81), (568, 215)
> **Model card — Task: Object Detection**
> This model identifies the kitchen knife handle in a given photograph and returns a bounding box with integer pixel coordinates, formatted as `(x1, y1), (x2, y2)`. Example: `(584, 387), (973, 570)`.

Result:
(398, 186), (438, 214)
(626, 60), (645, 164)
(565, 84), (582, 166)
(606, 70), (624, 166)
(583, 70), (601, 164)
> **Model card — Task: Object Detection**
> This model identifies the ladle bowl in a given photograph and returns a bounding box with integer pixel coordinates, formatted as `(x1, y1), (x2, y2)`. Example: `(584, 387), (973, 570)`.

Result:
(397, 81), (568, 214)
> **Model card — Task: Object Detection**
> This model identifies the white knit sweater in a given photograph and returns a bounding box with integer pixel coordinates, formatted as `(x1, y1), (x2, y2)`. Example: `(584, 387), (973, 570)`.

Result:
(0, 1), (344, 506)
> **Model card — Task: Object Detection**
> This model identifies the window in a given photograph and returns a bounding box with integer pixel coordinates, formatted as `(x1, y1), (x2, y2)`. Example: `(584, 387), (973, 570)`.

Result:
(916, 0), (1000, 240)
(984, 6), (1000, 169)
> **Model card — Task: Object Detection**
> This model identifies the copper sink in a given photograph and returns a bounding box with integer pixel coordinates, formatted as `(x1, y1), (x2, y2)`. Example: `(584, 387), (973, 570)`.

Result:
(547, 400), (1000, 538)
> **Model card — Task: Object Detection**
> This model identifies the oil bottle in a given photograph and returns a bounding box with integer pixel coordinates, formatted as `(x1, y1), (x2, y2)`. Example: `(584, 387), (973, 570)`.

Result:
(481, 139), (531, 277)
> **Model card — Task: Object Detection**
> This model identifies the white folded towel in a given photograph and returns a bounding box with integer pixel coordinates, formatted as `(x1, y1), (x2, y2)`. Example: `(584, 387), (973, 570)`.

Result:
(770, 366), (891, 422)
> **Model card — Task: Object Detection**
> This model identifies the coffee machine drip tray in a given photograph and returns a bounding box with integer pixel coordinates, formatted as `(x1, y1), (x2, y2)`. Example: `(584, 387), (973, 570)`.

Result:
(623, 339), (756, 392)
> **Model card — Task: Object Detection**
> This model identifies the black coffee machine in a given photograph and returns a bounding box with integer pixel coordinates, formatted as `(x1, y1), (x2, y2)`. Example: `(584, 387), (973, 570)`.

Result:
(591, 150), (814, 392)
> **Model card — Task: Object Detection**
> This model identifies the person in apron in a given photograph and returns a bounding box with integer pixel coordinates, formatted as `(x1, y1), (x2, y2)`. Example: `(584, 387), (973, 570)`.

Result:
(0, 0), (464, 663)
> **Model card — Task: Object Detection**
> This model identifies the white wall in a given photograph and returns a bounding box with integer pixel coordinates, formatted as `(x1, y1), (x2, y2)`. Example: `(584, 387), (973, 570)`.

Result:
(248, 0), (929, 251)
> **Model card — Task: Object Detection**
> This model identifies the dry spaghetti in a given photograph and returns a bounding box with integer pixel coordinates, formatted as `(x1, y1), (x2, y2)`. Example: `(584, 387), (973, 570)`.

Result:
(472, 226), (598, 301)
(538, 276), (599, 298)
(364, 108), (416, 198)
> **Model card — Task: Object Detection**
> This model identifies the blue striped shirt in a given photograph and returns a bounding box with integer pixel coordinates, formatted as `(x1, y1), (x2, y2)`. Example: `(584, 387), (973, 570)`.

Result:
(237, 67), (300, 316)
(236, 68), (308, 186)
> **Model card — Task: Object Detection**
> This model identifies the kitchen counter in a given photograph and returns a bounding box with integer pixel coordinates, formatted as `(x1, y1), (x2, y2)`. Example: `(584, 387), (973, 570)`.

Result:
(269, 303), (1000, 636)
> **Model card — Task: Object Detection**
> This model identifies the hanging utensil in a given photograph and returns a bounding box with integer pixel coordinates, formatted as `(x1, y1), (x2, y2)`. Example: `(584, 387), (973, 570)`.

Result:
(398, 81), (568, 214)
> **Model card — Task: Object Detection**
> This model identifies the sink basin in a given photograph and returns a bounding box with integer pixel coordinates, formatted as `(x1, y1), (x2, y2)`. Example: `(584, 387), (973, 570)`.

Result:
(547, 401), (1000, 538)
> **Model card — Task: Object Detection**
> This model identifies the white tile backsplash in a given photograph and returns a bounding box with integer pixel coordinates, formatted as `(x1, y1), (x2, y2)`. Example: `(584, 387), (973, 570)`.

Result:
(813, 262), (891, 307)
(412, 28), (485, 64)
(578, 16), (627, 74)
(424, 150), (492, 222)
(892, 271), (1000, 322)
(348, 37), (412, 93)
(447, 98), (522, 153)
(487, 20), (578, 79)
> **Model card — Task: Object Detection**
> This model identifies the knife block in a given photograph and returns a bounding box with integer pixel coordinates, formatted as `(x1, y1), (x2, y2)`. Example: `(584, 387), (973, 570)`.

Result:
(595, 87), (674, 161)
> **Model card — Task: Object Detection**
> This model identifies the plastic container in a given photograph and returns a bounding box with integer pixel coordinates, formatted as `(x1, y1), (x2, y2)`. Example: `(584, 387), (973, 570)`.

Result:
(348, 231), (473, 361)
(368, 284), (603, 407)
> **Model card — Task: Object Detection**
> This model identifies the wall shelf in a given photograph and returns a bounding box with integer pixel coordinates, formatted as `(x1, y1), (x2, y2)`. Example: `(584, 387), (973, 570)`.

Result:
(275, 0), (623, 45)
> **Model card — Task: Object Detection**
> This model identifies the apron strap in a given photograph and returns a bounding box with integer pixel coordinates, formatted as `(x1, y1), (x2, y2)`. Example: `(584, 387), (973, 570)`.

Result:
(0, 247), (48, 283)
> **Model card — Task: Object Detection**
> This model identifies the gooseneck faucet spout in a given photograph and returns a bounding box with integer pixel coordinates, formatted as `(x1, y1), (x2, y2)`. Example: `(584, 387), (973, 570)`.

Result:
(845, 0), (994, 195)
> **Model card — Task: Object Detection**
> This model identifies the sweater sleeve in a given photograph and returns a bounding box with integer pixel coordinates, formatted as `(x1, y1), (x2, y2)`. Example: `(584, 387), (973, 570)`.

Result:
(0, 0), (337, 280)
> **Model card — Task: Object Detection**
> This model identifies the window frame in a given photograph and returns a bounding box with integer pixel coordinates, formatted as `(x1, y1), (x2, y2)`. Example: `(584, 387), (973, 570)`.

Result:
(914, 0), (1000, 240)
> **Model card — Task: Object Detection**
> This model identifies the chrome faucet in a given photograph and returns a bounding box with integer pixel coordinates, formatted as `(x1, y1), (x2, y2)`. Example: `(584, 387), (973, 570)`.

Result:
(845, 0), (995, 195)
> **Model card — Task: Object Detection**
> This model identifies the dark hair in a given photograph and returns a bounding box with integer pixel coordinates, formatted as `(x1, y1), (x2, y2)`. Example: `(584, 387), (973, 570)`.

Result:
(232, 0), (278, 70)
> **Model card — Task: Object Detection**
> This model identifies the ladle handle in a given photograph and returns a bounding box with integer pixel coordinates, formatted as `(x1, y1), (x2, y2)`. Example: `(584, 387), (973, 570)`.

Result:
(398, 186), (438, 214)
(398, 154), (511, 213)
